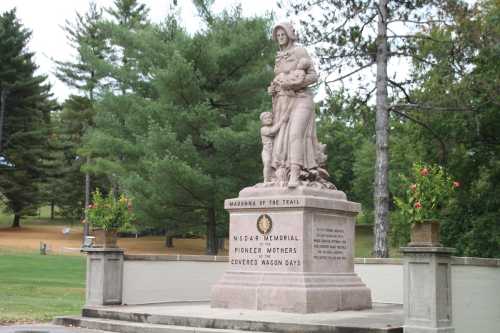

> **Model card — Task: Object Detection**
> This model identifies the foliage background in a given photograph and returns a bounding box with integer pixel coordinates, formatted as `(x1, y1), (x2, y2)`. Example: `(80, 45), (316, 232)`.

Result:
(0, 0), (498, 257)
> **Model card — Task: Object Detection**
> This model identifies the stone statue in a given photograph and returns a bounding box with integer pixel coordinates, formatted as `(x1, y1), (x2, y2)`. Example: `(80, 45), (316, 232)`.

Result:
(261, 22), (335, 190)
(212, 24), (369, 312)
(260, 111), (289, 183)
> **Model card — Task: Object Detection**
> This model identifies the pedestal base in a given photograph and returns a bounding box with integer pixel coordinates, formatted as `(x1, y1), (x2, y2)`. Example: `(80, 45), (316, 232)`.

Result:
(211, 270), (371, 313)
(83, 248), (124, 306)
(402, 247), (455, 333)
(212, 186), (371, 313)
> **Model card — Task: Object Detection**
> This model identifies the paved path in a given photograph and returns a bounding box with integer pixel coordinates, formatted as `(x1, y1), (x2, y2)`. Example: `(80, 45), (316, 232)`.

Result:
(0, 324), (111, 333)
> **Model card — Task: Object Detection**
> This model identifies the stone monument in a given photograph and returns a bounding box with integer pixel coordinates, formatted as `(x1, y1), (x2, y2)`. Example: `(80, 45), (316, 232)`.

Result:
(210, 22), (371, 313)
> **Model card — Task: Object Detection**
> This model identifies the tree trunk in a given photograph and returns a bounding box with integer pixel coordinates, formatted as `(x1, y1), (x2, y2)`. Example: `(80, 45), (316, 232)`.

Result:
(373, 0), (390, 258)
(83, 164), (91, 243)
(0, 88), (7, 152)
(165, 232), (174, 248)
(50, 200), (55, 220)
(84, 85), (95, 243)
(11, 213), (21, 228)
(206, 207), (217, 255)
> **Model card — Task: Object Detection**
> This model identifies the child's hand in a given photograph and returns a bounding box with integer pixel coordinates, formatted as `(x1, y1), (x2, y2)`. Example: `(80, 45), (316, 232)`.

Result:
(280, 82), (291, 90)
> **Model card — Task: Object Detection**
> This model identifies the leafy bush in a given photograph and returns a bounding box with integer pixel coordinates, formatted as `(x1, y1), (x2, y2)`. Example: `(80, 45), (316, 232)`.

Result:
(85, 189), (134, 231)
(394, 162), (459, 224)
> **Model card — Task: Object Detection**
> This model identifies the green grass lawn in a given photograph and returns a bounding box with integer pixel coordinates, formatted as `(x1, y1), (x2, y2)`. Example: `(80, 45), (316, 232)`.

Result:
(0, 249), (85, 323)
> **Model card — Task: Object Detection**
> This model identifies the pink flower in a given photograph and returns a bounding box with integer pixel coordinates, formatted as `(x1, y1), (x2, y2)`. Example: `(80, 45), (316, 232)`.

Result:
(410, 184), (417, 191)
(414, 201), (422, 209)
(453, 181), (460, 188)
(420, 168), (429, 176)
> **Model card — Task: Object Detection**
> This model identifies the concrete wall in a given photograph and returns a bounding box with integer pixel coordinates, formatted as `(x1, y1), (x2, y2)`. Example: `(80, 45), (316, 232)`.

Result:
(122, 255), (227, 304)
(121, 255), (500, 333)
(354, 262), (403, 304)
(122, 256), (407, 305)
(452, 264), (500, 333)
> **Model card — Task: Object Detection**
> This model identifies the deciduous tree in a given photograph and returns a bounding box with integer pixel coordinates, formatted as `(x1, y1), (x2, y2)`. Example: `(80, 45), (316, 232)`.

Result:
(284, 0), (468, 257)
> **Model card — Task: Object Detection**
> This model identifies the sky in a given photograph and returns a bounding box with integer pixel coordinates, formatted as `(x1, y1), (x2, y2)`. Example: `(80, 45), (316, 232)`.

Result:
(0, 0), (286, 102)
(0, 0), (451, 104)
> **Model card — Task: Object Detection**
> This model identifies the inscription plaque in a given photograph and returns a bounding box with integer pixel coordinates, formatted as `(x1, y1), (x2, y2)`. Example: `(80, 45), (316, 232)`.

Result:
(229, 212), (302, 271)
(311, 214), (353, 272)
(226, 197), (304, 209)
(313, 227), (347, 261)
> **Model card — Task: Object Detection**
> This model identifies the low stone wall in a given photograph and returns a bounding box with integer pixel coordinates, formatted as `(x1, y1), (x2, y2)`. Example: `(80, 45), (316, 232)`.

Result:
(119, 254), (500, 333)
(121, 255), (407, 305)
(122, 257), (227, 304)
(452, 264), (500, 333)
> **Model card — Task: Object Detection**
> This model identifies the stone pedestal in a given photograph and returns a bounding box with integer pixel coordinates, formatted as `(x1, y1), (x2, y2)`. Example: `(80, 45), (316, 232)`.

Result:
(211, 186), (372, 313)
(83, 247), (124, 306)
(401, 246), (455, 333)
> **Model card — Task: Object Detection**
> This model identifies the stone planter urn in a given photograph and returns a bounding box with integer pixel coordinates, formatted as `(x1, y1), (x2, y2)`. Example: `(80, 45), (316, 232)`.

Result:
(93, 229), (118, 248)
(409, 220), (441, 247)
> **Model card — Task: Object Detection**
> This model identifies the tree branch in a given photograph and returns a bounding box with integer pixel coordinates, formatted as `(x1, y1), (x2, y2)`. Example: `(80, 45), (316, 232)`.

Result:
(387, 34), (452, 44)
(325, 62), (375, 84)
(169, 171), (207, 205)
(388, 79), (414, 104)
(388, 19), (451, 25)
(173, 203), (209, 209)
(361, 86), (377, 104)
(390, 103), (473, 112)
(0, 88), (9, 152)
(390, 51), (438, 66)
(390, 107), (448, 164)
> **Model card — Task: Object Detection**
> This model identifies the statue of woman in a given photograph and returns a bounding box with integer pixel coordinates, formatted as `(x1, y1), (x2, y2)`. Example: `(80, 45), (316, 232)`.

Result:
(267, 22), (333, 189)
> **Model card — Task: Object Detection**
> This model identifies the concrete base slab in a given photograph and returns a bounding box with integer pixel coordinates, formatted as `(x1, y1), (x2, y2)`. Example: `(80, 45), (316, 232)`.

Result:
(403, 326), (455, 333)
(55, 316), (262, 333)
(54, 302), (403, 333)
(0, 323), (113, 333)
(211, 271), (371, 313)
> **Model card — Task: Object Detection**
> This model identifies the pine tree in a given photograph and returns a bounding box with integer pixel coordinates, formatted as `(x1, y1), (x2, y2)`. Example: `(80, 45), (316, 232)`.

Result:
(101, 0), (151, 95)
(42, 96), (96, 221)
(108, 0), (149, 27)
(84, 4), (275, 254)
(56, 2), (108, 99)
(0, 9), (56, 227)
(56, 2), (109, 237)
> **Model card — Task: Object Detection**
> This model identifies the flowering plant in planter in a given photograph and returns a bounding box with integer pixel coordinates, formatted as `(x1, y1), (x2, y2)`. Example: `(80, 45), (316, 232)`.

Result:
(86, 189), (134, 232)
(394, 162), (459, 225)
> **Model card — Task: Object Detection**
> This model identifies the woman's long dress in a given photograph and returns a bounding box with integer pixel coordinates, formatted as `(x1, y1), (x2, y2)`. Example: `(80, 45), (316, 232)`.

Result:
(270, 46), (320, 173)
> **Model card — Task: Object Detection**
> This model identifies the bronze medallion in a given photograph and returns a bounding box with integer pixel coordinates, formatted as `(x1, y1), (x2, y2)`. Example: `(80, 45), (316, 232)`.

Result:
(256, 214), (273, 235)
